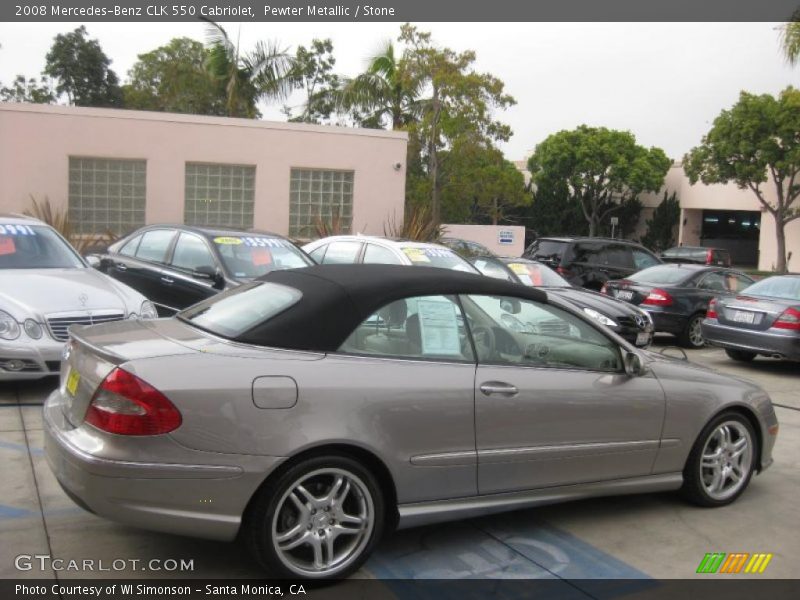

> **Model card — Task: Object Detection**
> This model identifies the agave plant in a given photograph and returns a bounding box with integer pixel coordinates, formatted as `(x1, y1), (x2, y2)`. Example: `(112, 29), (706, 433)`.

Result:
(23, 196), (117, 255)
(383, 206), (443, 242)
(312, 207), (345, 239)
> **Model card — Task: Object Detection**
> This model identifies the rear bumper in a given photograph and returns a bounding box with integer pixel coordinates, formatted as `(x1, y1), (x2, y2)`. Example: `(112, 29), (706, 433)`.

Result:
(43, 389), (286, 541)
(0, 337), (63, 381)
(640, 308), (687, 335)
(701, 320), (800, 360)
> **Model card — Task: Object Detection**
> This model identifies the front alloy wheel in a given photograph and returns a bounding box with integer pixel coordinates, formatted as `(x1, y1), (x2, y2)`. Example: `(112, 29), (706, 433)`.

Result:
(680, 313), (706, 349)
(246, 456), (384, 579)
(682, 413), (757, 506)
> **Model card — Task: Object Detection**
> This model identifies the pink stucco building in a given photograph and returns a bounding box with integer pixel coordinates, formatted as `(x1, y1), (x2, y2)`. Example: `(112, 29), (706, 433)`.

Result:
(0, 103), (407, 240)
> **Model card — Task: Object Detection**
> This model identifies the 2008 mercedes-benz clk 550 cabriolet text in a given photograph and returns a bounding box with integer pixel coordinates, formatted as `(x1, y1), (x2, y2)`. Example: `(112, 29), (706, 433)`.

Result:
(44, 265), (779, 579)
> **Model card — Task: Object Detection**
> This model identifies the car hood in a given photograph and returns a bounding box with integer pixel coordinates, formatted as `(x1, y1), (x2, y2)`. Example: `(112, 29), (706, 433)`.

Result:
(545, 286), (647, 319)
(0, 268), (146, 318)
(641, 348), (764, 391)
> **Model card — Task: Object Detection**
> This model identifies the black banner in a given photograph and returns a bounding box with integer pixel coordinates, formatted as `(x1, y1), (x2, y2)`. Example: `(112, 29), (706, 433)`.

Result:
(2, 0), (799, 23)
(3, 579), (800, 600)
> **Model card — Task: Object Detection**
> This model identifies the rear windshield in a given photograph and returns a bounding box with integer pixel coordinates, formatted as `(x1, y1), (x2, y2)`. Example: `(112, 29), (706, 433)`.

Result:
(213, 235), (312, 278)
(527, 240), (568, 261)
(178, 281), (302, 338)
(0, 223), (84, 269)
(504, 262), (571, 288)
(742, 276), (800, 301)
(629, 265), (693, 285)
(400, 246), (478, 272)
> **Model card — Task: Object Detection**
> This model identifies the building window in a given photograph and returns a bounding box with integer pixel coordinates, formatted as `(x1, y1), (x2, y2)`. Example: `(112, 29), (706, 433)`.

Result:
(68, 157), (146, 236)
(289, 169), (354, 238)
(184, 163), (255, 228)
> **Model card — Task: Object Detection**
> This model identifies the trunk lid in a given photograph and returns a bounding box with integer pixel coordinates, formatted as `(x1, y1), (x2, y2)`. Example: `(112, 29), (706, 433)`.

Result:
(603, 279), (655, 306)
(714, 295), (798, 331)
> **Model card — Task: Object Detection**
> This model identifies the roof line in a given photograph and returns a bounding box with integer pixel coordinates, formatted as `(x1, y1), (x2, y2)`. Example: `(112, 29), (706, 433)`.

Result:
(0, 102), (408, 141)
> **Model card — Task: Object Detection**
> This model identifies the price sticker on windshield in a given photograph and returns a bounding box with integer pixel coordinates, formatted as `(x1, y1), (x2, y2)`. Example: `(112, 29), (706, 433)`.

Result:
(402, 248), (430, 263)
(0, 224), (36, 236)
(0, 236), (15, 255)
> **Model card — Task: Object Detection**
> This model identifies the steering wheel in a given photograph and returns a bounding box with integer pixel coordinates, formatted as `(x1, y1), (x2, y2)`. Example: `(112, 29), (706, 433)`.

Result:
(471, 325), (496, 357)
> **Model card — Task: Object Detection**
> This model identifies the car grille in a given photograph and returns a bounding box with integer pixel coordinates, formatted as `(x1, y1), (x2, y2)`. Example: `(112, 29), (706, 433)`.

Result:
(46, 312), (125, 341)
(538, 319), (571, 336)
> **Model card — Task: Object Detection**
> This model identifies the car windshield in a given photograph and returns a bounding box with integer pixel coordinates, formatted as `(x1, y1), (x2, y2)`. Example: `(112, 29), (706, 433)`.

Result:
(629, 265), (693, 285)
(741, 276), (800, 301)
(504, 262), (571, 288)
(0, 223), (84, 269)
(212, 235), (312, 278)
(178, 281), (302, 338)
(399, 246), (478, 272)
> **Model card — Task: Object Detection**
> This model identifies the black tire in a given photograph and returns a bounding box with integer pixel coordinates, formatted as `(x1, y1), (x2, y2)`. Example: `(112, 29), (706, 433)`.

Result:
(681, 412), (758, 507)
(244, 454), (385, 580)
(725, 349), (757, 362)
(678, 313), (706, 349)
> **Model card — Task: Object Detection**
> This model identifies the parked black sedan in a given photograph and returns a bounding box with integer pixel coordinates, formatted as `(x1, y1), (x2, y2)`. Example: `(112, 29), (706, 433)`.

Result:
(602, 264), (755, 348)
(702, 275), (800, 362)
(469, 256), (654, 347)
(91, 225), (314, 315)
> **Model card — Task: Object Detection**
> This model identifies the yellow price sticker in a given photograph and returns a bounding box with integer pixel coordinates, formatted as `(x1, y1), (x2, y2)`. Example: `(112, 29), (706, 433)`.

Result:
(402, 248), (430, 263)
(66, 369), (81, 396)
(507, 263), (530, 275)
(213, 237), (243, 245)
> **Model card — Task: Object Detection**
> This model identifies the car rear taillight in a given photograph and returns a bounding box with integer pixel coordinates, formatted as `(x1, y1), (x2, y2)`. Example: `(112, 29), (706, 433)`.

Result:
(85, 368), (181, 435)
(600, 283), (608, 294)
(706, 249), (714, 265)
(642, 288), (674, 306)
(772, 307), (800, 331)
(707, 298), (718, 319)
(556, 266), (572, 277)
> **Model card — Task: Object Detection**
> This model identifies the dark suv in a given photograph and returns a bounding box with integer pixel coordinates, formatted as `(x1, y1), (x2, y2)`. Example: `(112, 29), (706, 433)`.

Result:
(523, 237), (661, 291)
(91, 225), (314, 315)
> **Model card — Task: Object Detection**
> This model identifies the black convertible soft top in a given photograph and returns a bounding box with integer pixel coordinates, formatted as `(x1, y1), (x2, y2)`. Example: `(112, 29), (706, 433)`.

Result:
(236, 264), (548, 351)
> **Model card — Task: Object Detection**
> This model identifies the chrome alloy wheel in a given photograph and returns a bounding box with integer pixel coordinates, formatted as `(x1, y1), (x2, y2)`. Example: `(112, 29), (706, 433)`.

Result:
(700, 421), (753, 501)
(271, 468), (374, 577)
(688, 315), (705, 347)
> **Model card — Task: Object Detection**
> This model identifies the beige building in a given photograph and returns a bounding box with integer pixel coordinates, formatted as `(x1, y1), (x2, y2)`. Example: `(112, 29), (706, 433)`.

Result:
(638, 164), (800, 272)
(0, 103), (408, 240)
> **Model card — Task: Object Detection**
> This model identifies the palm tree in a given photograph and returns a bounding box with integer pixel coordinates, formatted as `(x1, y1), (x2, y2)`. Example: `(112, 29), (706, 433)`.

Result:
(202, 18), (294, 118)
(780, 11), (800, 65)
(337, 41), (422, 129)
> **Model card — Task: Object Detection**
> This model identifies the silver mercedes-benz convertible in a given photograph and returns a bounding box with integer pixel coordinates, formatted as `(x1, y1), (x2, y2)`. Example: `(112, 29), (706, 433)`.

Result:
(44, 265), (778, 579)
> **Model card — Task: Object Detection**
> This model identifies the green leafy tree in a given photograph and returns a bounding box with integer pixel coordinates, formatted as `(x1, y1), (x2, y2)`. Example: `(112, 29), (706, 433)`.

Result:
(123, 38), (226, 115)
(780, 10), (800, 65)
(0, 75), (54, 104)
(528, 126), (670, 237)
(684, 87), (800, 273)
(337, 40), (422, 130)
(514, 183), (587, 238)
(203, 19), (294, 118)
(595, 197), (643, 240)
(440, 139), (528, 224)
(44, 26), (123, 107)
(640, 191), (680, 252)
(399, 25), (515, 224)
(282, 39), (340, 124)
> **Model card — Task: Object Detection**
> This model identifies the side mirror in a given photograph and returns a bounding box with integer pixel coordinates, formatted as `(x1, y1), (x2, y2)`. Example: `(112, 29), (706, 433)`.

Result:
(500, 298), (521, 314)
(623, 351), (646, 377)
(193, 265), (217, 279)
(85, 254), (101, 268)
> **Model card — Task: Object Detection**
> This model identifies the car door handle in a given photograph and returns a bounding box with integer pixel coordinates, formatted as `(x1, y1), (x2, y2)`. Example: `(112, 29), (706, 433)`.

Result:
(161, 276), (174, 284)
(115, 263), (127, 271)
(479, 382), (519, 397)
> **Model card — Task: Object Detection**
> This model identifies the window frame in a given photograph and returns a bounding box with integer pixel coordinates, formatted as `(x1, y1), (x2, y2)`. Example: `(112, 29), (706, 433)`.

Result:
(184, 162), (256, 229)
(289, 168), (355, 238)
(134, 228), (178, 265)
(169, 231), (218, 274)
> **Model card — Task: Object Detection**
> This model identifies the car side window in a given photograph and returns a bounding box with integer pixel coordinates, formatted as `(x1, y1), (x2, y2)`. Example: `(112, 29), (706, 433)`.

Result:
(338, 295), (475, 362)
(726, 272), (755, 293)
(135, 230), (176, 263)
(460, 294), (622, 372)
(321, 241), (362, 264)
(601, 245), (634, 269)
(118, 235), (142, 257)
(307, 245), (327, 263)
(632, 249), (659, 270)
(572, 243), (602, 264)
(698, 271), (727, 292)
(363, 243), (402, 265)
(171, 233), (215, 272)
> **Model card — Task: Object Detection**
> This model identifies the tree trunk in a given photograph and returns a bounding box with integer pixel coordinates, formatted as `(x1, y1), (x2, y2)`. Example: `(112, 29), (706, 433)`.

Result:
(492, 197), (498, 225)
(588, 215), (597, 237)
(429, 87), (441, 224)
(775, 217), (787, 273)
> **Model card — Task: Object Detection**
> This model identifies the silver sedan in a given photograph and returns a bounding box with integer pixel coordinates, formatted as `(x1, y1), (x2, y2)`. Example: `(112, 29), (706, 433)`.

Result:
(44, 265), (778, 579)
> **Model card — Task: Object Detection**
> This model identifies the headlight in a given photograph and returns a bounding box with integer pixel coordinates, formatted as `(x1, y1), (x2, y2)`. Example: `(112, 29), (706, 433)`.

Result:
(24, 319), (43, 339)
(583, 307), (617, 328)
(0, 310), (20, 340)
(140, 300), (158, 319)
